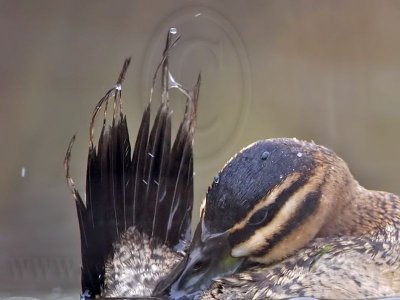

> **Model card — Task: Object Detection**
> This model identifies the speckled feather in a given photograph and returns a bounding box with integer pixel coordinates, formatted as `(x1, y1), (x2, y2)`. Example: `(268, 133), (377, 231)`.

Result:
(103, 227), (183, 297)
(68, 33), (400, 298)
(200, 139), (400, 299)
(66, 31), (200, 298)
(203, 224), (400, 299)
(102, 138), (400, 299)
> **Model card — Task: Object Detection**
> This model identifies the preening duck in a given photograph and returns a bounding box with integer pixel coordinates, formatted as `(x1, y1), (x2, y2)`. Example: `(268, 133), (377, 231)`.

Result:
(155, 138), (400, 299)
(65, 30), (400, 299)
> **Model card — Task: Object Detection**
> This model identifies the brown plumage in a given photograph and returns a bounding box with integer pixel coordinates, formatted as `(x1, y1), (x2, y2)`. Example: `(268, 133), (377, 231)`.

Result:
(66, 30), (400, 299)
(103, 227), (182, 296)
(101, 138), (400, 299)
(199, 139), (400, 299)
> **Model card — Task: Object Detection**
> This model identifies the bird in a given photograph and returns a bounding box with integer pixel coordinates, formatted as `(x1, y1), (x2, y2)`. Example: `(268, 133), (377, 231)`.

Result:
(65, 30), (400, 299)
(155, 138), (400, 299)
(64, 30), (199, 299)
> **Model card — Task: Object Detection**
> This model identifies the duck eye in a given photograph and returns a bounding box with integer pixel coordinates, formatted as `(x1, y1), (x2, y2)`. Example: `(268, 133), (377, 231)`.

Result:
(192, 260), (205, 273)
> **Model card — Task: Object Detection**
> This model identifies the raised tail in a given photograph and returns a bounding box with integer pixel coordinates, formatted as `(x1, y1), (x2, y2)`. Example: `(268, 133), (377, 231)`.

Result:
(64, 29), (200, 298)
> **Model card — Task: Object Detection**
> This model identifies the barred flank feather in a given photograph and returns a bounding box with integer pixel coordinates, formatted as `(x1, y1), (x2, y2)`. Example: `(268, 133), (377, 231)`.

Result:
(64, 30), (199, 298)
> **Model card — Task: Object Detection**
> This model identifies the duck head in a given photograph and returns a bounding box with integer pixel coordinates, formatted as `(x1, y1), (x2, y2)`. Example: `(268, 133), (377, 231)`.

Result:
(154, 138), (351, 299)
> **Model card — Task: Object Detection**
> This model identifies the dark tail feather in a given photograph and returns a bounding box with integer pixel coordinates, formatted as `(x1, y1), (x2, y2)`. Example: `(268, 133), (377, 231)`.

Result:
(155, 73), (201, 250)
(139, 102), (172, 237)
(65, 59), (133, 296)
(65, 29), (200, 298)
(130, 103), (150, 228)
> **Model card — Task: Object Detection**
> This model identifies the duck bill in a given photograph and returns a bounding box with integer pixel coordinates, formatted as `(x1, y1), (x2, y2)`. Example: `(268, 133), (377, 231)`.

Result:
(153, 222), (245, 299)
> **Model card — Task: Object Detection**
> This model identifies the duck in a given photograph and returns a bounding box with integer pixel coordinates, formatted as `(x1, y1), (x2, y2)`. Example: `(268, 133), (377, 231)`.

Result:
(155, 138), (400, 299)
(65, 29), (400, 299)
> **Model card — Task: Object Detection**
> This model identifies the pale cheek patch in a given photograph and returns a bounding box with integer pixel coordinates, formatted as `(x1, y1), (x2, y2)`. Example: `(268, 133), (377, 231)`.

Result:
(231, 166), (326, 262)
(232, 231), (265, 257)
(252, 202), (326, 264)
(232, 192), (301, 258)
(230, 174), (301, 256)
(230, 173), (300, 233)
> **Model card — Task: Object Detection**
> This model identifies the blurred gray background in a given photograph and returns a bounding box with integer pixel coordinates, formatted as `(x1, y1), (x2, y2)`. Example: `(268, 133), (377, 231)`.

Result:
(1, 0), (400, 297)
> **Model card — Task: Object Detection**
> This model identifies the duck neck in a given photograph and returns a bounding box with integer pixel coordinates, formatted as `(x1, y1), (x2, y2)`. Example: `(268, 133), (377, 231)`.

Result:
(318, 176), (399, 238)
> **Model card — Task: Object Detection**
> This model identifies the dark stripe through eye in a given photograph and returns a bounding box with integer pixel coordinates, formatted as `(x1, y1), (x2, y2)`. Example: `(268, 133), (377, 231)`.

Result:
(253, 185), (323, 257)
(229, 175), (309, 247)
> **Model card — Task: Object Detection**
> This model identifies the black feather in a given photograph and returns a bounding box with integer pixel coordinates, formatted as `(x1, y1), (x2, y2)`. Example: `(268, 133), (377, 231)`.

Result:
(130, 103), (150, 227)
(139, 102), (171, 237)
(64, 30), (200, 298)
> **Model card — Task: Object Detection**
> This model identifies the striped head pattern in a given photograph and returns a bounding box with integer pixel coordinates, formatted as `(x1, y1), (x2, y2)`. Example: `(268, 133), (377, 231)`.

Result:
(156, 138), (352, 298)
